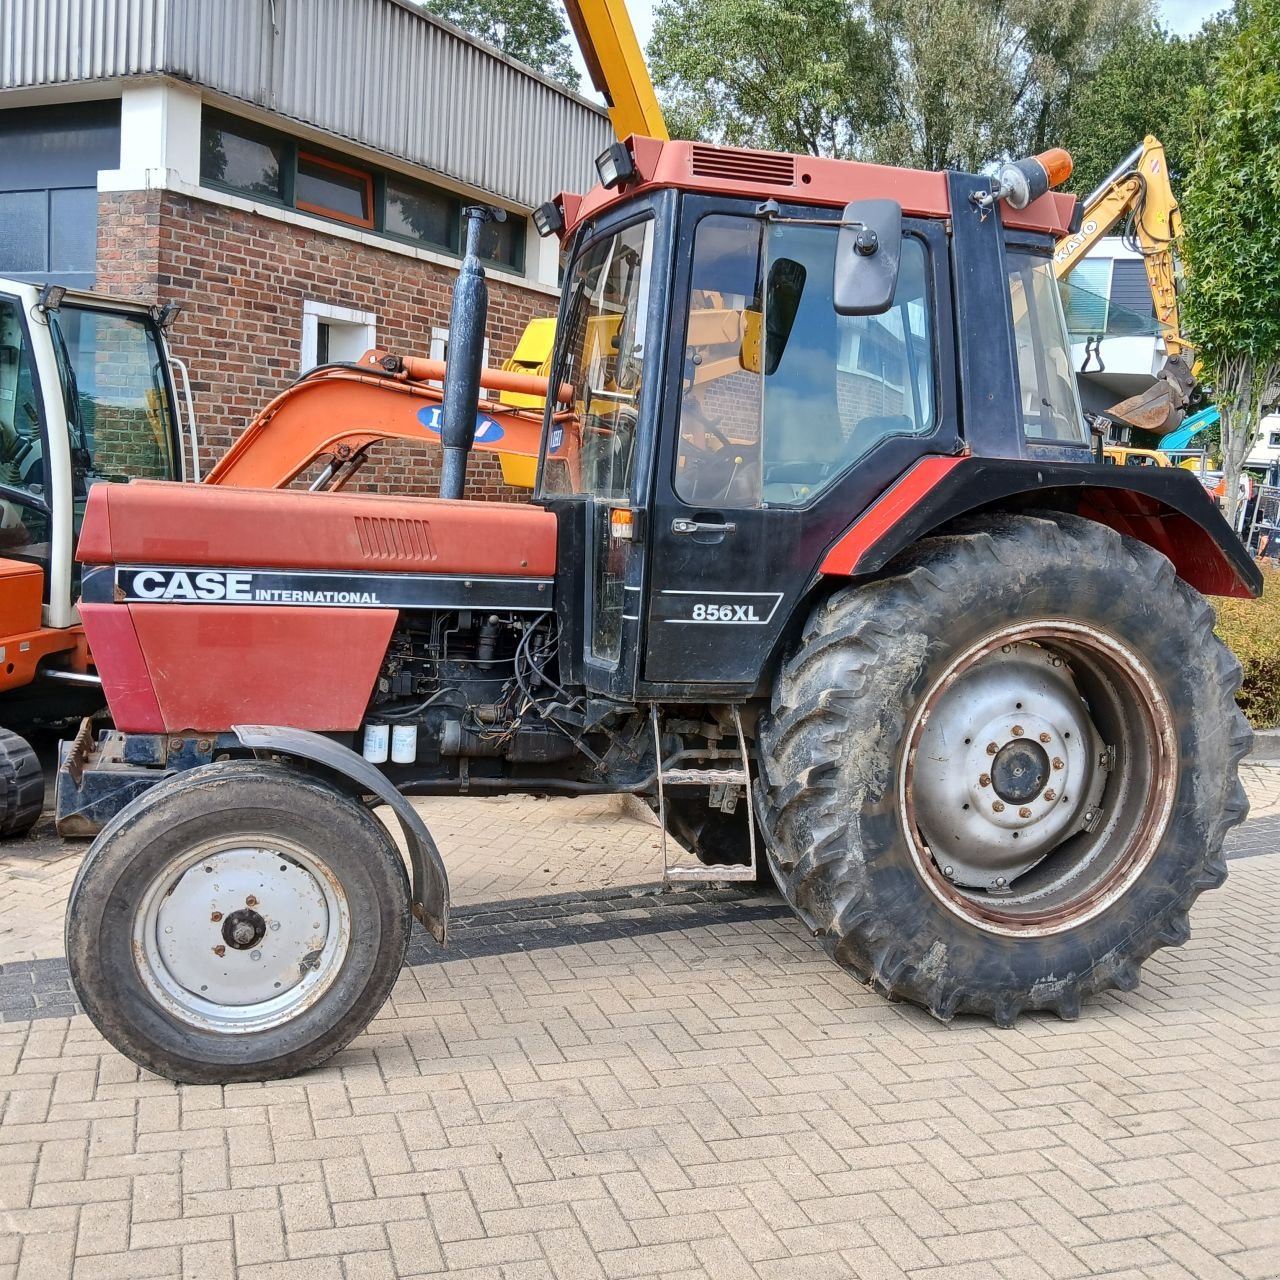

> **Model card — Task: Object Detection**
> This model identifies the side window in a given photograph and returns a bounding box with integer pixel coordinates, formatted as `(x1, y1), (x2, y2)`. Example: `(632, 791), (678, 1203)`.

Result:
(673, 216), (765, 506)
(758, 228), (935, 505)
(51, 307), (177, 487)
(1007, 251), (1088, 445)
(673, 219), (936, 509)
(0, 297), (46, 496)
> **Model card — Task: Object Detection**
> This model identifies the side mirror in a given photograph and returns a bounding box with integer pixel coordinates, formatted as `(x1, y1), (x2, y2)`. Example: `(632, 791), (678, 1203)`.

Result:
(834, 199), (902, 316)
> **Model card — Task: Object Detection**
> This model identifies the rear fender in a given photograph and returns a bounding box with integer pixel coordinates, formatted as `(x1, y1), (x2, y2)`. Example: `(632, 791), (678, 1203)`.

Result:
(819, 456), (1263, 599)
(232, 724), (449, 945)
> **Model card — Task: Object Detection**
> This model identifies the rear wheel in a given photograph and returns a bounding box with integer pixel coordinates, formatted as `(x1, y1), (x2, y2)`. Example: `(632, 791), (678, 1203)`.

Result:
(0, 727), (43, 837)
(66, 760), (411, 1082)
(757, 513), (1250, 1024)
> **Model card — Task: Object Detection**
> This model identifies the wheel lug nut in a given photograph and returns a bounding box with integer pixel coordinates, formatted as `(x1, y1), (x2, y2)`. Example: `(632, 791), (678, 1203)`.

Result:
(246, 895), (258, 907)
(1019, 806), (1032, 818)
(1052, 758), (1064, 770)
(250, 949), (261, 961)
(992, 800), (1005, 812)
(979, 773), (991, 787)
(987, 742), (999, 756)
(1011, 725), (1024, 737)
(212, 944), (226, 957)
(1039, 732), (1051, 744)
(210, 911), (222, 922)
(1044, 789), (1056, 801)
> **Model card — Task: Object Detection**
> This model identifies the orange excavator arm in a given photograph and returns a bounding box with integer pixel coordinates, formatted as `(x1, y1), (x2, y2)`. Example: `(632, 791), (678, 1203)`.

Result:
(205, 353), (576, 491)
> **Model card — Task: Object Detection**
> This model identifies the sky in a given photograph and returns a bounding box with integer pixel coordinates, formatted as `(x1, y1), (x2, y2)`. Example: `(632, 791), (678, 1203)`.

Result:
(569, 0), (1227, 101)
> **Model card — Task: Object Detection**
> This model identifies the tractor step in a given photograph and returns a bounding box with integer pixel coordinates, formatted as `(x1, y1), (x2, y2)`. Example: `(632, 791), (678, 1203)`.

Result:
(651, 705), (758, 884)
(659, 767), (749, 785)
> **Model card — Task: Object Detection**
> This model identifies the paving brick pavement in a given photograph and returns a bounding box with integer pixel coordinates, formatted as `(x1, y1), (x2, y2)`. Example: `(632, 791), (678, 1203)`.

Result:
(0, 768), (1275, 1278)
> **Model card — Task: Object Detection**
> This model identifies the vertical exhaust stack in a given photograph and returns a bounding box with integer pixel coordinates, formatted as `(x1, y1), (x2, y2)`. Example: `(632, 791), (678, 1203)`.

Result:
(439, 205), (503, 500)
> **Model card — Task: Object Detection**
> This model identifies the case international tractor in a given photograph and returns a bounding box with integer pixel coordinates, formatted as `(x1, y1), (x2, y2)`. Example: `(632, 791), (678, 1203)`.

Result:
(60, 136), (1260, 1083)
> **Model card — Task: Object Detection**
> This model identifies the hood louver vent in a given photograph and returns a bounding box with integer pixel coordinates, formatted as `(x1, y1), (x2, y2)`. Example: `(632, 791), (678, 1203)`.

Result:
(354, 517), (437, 562)
(690, 144), (797, 187)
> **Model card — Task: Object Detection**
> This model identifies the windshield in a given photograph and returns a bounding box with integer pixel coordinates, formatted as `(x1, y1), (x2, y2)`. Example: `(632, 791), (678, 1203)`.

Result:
(49, 305), (178, 492)
(539, 219), (655, 499)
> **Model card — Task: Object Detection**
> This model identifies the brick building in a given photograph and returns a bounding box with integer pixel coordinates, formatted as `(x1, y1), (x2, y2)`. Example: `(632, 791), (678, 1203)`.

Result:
(0, 0), (613, 498)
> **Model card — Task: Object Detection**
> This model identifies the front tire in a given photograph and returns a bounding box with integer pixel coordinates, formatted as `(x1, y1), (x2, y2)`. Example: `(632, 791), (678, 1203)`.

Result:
(66, 760), (411, 1082)
(757, 513), (1250, 1025)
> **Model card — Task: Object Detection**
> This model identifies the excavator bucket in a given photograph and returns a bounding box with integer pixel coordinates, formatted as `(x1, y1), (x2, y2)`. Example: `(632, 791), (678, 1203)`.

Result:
(1102, 355), (1196, 435)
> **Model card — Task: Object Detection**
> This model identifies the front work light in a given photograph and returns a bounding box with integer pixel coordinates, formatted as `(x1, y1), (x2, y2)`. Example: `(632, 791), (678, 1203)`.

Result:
(533, 200), (564, 238)
(595, 141), (637, 190)
(37, 284), (66, 313)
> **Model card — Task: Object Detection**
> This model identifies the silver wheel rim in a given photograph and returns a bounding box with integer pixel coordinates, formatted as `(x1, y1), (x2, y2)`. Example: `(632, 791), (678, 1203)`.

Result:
(899, 620), (1177, 938)
(132, 835), (351, 1033)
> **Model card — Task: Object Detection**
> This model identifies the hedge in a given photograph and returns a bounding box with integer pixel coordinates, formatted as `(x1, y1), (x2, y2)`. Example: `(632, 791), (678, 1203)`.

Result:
(1215, 563), (1280, 729)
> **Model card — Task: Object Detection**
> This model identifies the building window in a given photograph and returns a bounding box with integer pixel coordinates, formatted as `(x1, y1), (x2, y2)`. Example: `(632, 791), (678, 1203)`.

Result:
(478, 216), (525, 272)
(0, 101), (121, 289)
(296, 153), (374, 228)
(201, 116), (286, 202)
(301, 300), (377, 373)
(385, 176), (458, 252)
(198, 108), (526, 272)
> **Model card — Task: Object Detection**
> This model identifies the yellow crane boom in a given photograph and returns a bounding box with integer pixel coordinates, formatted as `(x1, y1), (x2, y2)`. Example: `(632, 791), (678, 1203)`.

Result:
(562, 0), (668, 142)
(1052, 135), (1186, 363)
(1052, 136), (1193, 435)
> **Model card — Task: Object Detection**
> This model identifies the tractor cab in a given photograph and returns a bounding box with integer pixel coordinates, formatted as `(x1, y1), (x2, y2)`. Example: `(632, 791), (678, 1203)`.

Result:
(528, 142), (1094, 701)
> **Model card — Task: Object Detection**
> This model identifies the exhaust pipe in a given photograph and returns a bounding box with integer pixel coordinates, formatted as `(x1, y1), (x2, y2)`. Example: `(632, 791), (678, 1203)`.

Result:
(439, 205), (503, 500)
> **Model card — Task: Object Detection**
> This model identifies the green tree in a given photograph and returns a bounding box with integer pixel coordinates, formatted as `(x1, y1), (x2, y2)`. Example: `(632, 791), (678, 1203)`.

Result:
(647, 0), (889, 156)
(1180, 0), (1280, 525)
(648, 0), (1151, 171)
(1060, 14), (1235, 197)
(425, 0), (581, 90)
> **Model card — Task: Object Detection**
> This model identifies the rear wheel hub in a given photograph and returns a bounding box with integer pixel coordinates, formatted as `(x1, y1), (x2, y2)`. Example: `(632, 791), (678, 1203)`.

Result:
(991, 740), (1049, 804)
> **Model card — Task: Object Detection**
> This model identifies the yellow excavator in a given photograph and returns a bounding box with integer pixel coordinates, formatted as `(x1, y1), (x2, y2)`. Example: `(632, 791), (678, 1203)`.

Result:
(1052, 135), (1193, 436)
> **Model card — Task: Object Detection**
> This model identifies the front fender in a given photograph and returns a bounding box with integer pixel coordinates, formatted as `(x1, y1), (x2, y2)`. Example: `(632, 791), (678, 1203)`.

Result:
(819, 456), (1263, 599)
(232, 724), (449, 944)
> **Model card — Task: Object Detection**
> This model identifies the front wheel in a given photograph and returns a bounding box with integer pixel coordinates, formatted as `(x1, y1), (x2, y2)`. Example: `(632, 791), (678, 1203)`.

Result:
(66, 760), (412, 1082)
(757, 513), (1250, 1025)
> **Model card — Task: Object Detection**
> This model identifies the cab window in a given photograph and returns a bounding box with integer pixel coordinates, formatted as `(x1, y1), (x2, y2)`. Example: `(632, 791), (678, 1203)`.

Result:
(1006, 251), (1087, 445)
(674, 215), (936, 507)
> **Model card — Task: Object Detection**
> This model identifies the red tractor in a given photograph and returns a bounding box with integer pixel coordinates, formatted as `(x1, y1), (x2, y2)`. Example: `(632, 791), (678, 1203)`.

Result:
(61, 139), (1258, 1083)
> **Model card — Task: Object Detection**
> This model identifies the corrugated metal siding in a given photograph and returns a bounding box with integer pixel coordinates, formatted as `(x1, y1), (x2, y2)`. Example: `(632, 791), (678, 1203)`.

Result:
(2, 0), (613, 209)
(2, 0), (166, 85)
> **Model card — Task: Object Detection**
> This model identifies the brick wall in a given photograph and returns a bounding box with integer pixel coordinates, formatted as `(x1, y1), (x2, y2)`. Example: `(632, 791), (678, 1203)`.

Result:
(95, 189), (559, 502)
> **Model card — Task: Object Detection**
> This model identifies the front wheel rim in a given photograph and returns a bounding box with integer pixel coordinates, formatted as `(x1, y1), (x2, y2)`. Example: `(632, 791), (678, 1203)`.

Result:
(132, 835), (352, 1033)
(900, 620), (1177, 938)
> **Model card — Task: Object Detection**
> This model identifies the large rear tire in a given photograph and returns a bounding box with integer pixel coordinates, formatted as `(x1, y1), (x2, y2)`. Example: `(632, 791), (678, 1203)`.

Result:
(0, 727), (43, 837)
(757, 513), (1250, 1025)
(66, 760), (412, 1082)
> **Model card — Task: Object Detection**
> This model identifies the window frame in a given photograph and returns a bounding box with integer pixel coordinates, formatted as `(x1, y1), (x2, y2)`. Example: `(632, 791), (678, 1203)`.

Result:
(295, 150), (376, 229)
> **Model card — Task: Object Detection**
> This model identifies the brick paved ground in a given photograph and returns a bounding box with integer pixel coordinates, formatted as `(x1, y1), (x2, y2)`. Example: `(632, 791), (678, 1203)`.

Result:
(0, 768), (1276, 1278)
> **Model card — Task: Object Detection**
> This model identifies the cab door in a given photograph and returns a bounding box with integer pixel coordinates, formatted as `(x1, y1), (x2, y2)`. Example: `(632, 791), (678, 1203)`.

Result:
(536, 204), (671, 701)
(640, 198), (956, 691)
